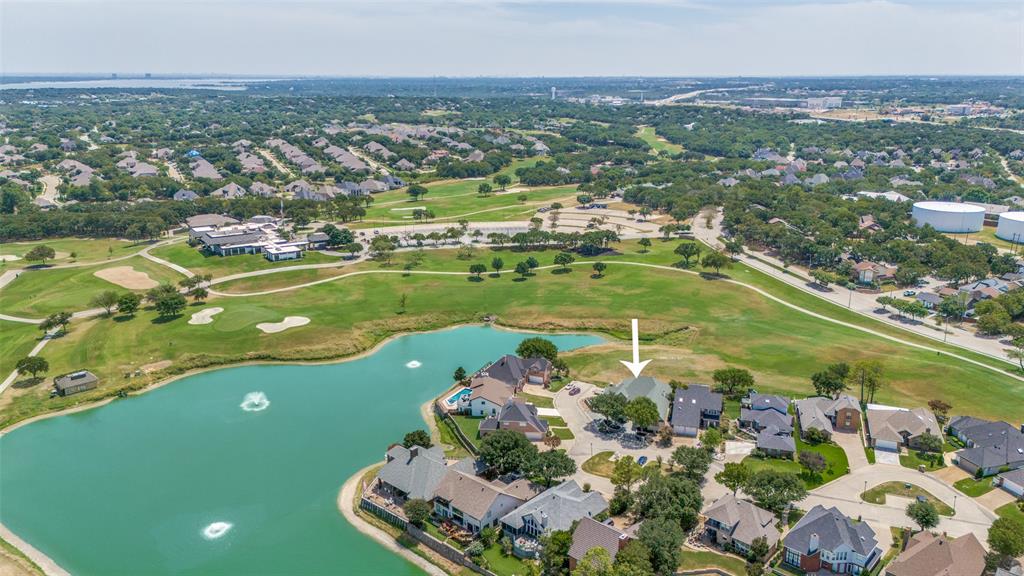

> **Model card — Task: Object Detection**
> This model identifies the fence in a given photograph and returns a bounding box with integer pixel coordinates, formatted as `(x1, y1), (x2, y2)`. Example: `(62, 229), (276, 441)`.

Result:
(406, 524), (496, 576)
(437, 404), (480, 456)
(359, 497), (407, 529)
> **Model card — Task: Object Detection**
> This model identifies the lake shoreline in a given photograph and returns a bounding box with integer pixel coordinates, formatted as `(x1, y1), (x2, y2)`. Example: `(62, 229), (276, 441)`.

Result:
(1, 322), (607, 435)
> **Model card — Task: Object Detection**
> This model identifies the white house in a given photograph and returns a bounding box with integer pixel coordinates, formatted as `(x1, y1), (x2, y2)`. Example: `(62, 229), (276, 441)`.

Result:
(466, 377), (513, 418)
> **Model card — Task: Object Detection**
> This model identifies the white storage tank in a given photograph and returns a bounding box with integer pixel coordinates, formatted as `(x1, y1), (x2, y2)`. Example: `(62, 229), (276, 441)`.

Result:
(911, 201), (985, 233)
(996, 211), (1024, 242)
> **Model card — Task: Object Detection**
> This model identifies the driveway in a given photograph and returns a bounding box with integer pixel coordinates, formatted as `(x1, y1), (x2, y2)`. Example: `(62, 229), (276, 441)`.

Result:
(977, 487), (1016, 512)
(833, 431), (869, 470)
(875, 449), (901, 466)
(933, 465), (970, 484)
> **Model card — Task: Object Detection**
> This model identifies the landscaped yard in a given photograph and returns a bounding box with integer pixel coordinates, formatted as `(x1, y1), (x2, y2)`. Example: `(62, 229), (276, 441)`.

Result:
(149, 242), (342, 278)
(549, 427), (575, 440)
(435, 413), (471, 459)
(678, 545), (746, 576)
(742, 437), (849, 489)
(450, 415), (485, 448)
(899, 449), (945, 472)
(518, 392), (554, 409)
(861, 481), (954, 515)
(481, 543), (534, 576)
(581, 451), (616, 477)
(996, 501), (1024, 523)
(953, 477), (996, 497)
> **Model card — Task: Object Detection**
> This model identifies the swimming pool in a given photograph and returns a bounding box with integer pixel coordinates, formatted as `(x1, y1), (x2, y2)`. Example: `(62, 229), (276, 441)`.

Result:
(445, 387), (472, 407)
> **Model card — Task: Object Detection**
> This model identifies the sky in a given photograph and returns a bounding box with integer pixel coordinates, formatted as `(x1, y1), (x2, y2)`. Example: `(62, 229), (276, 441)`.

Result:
(1, 0), (1022, 77)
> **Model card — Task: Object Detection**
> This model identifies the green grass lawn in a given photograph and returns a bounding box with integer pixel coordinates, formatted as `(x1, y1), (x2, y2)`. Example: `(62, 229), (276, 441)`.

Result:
(4, 239), (1024, 428)
(0, 255), (185, 318)
(435, 413), (471, 459)
(861, 481), (954, 515)
(581, 451), (616, 477)
(518, 392), (554, 409)
(996, 501), (1024, 523)
(541, 415), (567, 427)
(0, 321), (43, 378)
(899, 450), (945, 472)
(678, 545), (746, 576)
(360, 184), (576, 225)
(481, 543), (534, 576)
(636, 126), (684, 156)
(550, 427), (575, 440)
(953, 477), (996, 497)
(0, 237), (142, 268)
(742, 438), (848, 489)
(451, 414), (485, 448)
(149, 242), (342, 278)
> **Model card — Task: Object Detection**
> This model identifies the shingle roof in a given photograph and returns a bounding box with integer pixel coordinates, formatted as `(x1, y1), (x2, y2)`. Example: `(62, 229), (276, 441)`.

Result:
(885, 532), (986, 576)
(784, 505), (877, 556)
(867, 407), (940, 444)
(479, 355), (550, 387)
(376, 444), (449, 500)
(670, 384), (722, 429)
(757, 428), (796, 453)
(704, 494), (780, 547)
(500, 480), (607, 533)
(568, 517), (629, 563)
(468, 376), (514, 406)
(482, 398), (549, 435)
(741, 408), (794, 433)
(746, 393), (790, 414)
(433, 469), (518, 521)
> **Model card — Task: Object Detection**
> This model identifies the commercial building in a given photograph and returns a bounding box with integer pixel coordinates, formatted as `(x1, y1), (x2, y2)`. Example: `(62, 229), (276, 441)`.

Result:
(911, 201), (985, 233)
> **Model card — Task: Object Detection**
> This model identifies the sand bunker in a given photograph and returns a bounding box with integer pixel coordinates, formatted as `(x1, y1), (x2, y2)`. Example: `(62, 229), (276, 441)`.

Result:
(141, 360), (172, 373)
(0, 254), (22, 262)
(188, 307), (224, 325)
(94, 266), (158, 289)
(256, 316), (310, 334)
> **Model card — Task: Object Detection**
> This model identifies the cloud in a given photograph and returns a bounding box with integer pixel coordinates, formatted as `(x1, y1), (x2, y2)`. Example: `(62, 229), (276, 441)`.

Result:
(1, 0), (1020, 75)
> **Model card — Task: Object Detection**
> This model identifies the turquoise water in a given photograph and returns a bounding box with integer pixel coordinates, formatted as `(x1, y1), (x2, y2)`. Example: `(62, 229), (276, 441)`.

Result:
(0, 326), (602, 575)
(445, 387), (472, 405)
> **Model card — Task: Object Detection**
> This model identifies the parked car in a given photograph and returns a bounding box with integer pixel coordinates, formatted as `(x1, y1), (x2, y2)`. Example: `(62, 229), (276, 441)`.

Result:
(637, 456), (648, 466)
(903, 290), (916, 296)
(569, 387), (581, 396)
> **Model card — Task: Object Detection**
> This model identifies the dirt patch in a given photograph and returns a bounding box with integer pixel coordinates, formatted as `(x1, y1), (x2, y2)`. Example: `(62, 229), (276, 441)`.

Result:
(256, 316), (311, 334)
(0, 255), (22, 262)
(140, 360), (172, 373)
(188, 307), (224, 325)
(94, 266), (158, 290)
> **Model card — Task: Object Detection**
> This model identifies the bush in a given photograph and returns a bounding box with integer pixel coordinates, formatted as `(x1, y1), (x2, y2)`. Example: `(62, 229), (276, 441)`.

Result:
(466, 541), (485, 558)
(480, 526), (498, 547)
(609, 490), (632, 515)
(803, 427), (830, 445)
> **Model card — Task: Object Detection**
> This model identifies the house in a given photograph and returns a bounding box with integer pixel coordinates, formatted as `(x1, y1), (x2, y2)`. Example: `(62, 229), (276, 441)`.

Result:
(210, 182), (248, 200)
(740, 393), (791, 432)
(381, 175), (406, 190)
(865, 406), (941, 452)
(851, 260), (897, 284)
(306, 232), (330, 250)
(858, 215), (882, 233)
(264, 244), (302, 262)
(359, 179), (388, 194)
(670, 384), (723, 436)
(285, 180), (312, 195)
(479, 398), (549, 441)
(608, 376), (673, 429)
(718, 177), (739, 187)
(568, 517), (632, 571)
(884, 532), (986, 576)
(916, 292), (942, 310)
(173, 189), (199, 201)
(250, 182), (277, 198)
(500, 480), (607, 540)
(375, 444), (450, 502)
(395, 158), (416, 171)
(479, 355), (552, 390)
(466, 377), (514, 417)
(996, 468), (1024, 498)
(54, 370), (99, 396)
(432, 469), (527, 534)
(189, 157), (222, 180)
(703, 494), (781, 556)
(466, 150), (486, 163)
(783, 505), (881, 575)
(948, 416), (1024, 476)
(185, 214), (239, 231)
(795, 395), (861, 438)
(757, 427), (796, 458)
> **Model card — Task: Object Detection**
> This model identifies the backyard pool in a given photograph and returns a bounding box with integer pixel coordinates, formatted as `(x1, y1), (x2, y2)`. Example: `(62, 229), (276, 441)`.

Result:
(445, 387), (472, 408)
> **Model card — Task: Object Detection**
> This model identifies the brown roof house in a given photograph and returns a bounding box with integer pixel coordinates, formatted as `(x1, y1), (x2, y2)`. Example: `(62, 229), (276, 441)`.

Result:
(851, 260), (897, 284)
(866, 406), (941, 452)
(795, 394), (861, 437)
(466, 377), (514, 418)
(568, 517), (633, 571)
(432, 469), (528, 534)
(884, 532), (986, 576)
(703, 494), (780, 557)
(54, 370), (98, 396)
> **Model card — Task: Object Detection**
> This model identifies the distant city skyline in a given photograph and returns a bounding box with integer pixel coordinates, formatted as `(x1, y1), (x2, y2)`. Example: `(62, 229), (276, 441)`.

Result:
(2, 0), (1022, 77)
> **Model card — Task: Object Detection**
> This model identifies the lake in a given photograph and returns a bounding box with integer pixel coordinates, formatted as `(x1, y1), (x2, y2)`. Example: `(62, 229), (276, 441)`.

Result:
(0, 326), (603, 575)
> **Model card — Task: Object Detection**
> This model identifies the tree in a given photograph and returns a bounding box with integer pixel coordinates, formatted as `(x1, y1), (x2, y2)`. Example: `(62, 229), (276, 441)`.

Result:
(1007, 337), (1024, 371)
(402, 498), (432, 528)
(916, 433), (943, 453)
(748, 536), (770, 563)
(494, 174), (512, 190)
(526, 256), (540, 271)
(90, 290), (120, 315)
(590, 391), (628, 423)
(402, 429), (433, 449)
(478, 429), (538, 475)
(701, 427), (723, 453)
(491, 256), (504, 276)
(811, 362), (849, 397)
(712, 367), (754, 398)
(24, 245), (56, 265)
(906, 500), (939, 531)
(977, 308), (1011, 335)
(574, 547), (615, 576)
(515, 261), (530, 279)
(638, 237), (652, 253)
(477, 182), (493, 196)
(190, 286), (209, 302)
(625, 397), (660, 431)
(988, 516), (1024, 559)
(928, 399), (952, 423)
(798, 451), (826, 475)
(469, 263), (487, 278)
(850, 360), (884, 403)
(320, 223), (353, 247)
(543, 434), (562, 451)
(370, 236), (396, 264)
(592, 261), (607, 277)
(16, 356), (48, 379)
(614, 541), (654, 576)
(811, 269), (838, 289)
(516, 337), (558, 362)
(701, 250), (732, 275)
(117, 292), (141, 316)
(40, 311), (72, 335)
(633, 470), (703, 530)
(611, 455), (644, 494)
(407, 184), (428, 201)
(803, 427), (830, 445)
(343, 242), (363, 257)
(453, 366), (467, 383)
(637, 517), (685, 576)
(674, 242), (701, 267)
(744, 470), (807, 520)
(715, 462), (750, 495)
(531, 449), (576, 487)
(155, 293), (187, 318)
(539, 529), (573, 576)
(673, 444), (712, 481)
(554, 252), (575, 271)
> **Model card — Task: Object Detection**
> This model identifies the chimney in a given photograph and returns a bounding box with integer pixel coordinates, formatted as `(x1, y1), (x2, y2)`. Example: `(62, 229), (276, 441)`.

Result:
(409, 446), (419, 459)
(809, 533), (819, 554)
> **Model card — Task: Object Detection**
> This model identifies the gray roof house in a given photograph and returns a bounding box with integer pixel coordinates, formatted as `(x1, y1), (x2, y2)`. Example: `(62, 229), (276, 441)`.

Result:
(480, 398), (550, 441)
(865, 407), (941, 452)
(375, 444), (449, 501)
(740, 408), (793, 433)
(670, 384), (723, 437)
(744, 393), (789, 414)
(210, 182), (247, 199)
(173, 189), (199, 201)
(479, 355), (552, 390)
(609, 377), (673, 427)
(949, 416), (1024, 476)
(703, 494), (780, 554)
(500, 480), (607, 538)
(783, 505), (881, 574)
(757, 426), (796, 457)
(54, 370), (99, 396)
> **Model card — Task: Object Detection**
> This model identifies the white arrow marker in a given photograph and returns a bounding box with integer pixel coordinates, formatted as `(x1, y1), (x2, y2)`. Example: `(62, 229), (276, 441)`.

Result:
(620, 318), (651, 378)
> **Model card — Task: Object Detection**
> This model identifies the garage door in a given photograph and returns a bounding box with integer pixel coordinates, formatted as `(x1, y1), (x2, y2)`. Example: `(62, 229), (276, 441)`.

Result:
(876, 440), (899, 452)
